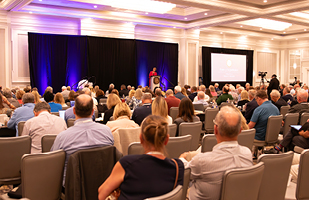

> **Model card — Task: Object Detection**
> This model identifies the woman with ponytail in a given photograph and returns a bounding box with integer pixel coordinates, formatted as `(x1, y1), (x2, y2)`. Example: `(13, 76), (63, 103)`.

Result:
(98, 115), (184, 200)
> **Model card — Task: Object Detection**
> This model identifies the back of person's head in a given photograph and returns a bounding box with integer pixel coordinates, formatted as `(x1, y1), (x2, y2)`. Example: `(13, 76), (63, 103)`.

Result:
(199, 85), (206, 92)
(109, 83), (115, 89)
(34, 102), (51, 113)
(62, 86), (66, 91)
(43, 91), (54, 103)
(45, 86), (53, 94)
(107, 93), (121, 109)
(24, 87), (31, 93)
(111, 89), (119, 96)
(214, 106), (241, 138)
(165, 89), (174, 96)
(68, 90), (75, 100)
(152, 96), (168, 118)
(197, 91), (205, 99)
(75, 94), (93, 118)
(142, 93), (152, 101)
(141, 115), (168, 153)
(177, 98), (194, 122)
(54, 93), (65, 104)
(205, 88), (212, 97)
(284, 87), (290, 94)
(22, 93), (35, 104)
(32, 91), (41, 103)
(191, 86), (197, 92)
(181, 87), (187, 96)
(67, 86), (71, 90)
(229, 85), (236, 92)
(248, 89), (256, 99)
(155, 88), (162, 96)
(113, 102), (131, 120)
(3, 88), (12, 98)
(82, 88), (91, 96)
(96, 89), (104, 97)
(174, 86), (181, 93)
(16, 90), (25, 100)
(255, 90), (268, 100)
(121, 84), (126, 90)
(297, 89), (308, 102)
(129, 90), (136, 98)
(209, 85), (215, 92)
(270, 90), (280, 98)
(240, 90), (249, 100)
(223, 86), (229, 93)
(135, 88), (143, 100)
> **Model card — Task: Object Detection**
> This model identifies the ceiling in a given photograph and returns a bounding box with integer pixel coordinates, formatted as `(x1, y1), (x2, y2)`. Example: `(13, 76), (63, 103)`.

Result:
(2, 0), (309, 40)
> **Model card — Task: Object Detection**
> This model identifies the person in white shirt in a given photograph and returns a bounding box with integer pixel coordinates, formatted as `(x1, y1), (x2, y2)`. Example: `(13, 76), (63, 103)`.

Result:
(193, 91), (208, 106)
(179, 106), (252, 200)
(21, 102), (67, 153)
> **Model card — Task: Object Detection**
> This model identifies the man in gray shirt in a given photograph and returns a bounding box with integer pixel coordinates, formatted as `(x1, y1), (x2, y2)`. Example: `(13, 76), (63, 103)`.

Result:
(179, 106), (252, 200)
(51, 94), (114, 185)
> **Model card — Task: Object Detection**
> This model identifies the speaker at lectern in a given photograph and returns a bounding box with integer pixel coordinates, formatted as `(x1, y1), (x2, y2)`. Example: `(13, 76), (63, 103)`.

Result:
(150, 76), (160, 91)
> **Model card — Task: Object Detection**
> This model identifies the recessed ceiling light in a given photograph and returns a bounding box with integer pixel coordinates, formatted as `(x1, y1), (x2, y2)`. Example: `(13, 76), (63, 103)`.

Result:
(204, 13), (207, 15)
(145, 12), (148, 14)
(39, 0), (42, 1)
(296, 38), (298, 40)
(260, 28), (262, 30)
(283, 32), (286, 34)
(264, 0), (267, 2)
(173, 27), (176, 28)
(220, 32), (223, 34)
(184, 17), (187, 20)
(271, 38), (274, 40)
(94, 5), (97, 8)
(240, 25), (243, 27)
(305, 29), (307, 31)
(29, 11), (32, 14)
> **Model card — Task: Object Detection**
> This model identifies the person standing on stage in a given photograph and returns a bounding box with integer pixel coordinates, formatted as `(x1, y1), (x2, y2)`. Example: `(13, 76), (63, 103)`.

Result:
(149, 67), (157, 86)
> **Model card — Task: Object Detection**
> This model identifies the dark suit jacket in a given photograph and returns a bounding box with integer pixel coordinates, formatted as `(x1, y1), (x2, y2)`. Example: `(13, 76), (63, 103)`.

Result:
(132, 103), (152, 125)
(119, 89), (129, 97)
(244, 98), (259, 123)
(188, 92), (197, 102)
(174, 92), (186, 100)
(288, 103), (309, 124)
(103, 106), (115, 124)
(282, 94), (293, 102)
(272, 97), (288, 111)
(267, 78), (280, 99)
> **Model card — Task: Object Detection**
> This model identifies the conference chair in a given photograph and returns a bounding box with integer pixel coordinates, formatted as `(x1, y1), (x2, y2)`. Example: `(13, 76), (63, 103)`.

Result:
(181, 168), (191, 200)
(253, 115), (283, 154)
(282, 113), (298, 137)
(204, 107), (219, 133)
(0, 127), (16, 137)
(99, 98), (107, 104)
(21, 150), (65, 200)
(280, 105), (290, 117)
(193, 103), (205, 111)
(170, 107), (179, 122)
(51, 112), (59, 116)
(0, 136), (31, 186)
(296, 149), (309, 200)
(67, 118), (75, 128)
(62, 106), (70, 110)
(300, 112), (309, 126)
(128, 135), (192, 159)
(168, 124), (177, 137)
(65, 146), (122, 200)
(114, 127), (141, 155)
(179, 121), (202, 151)
(18, 121), (26, 136)
(238, 129), (255, 151)
(201, 134), (217, 153)
(145, 185), (183, 200)
(41, 134), (57, 153)
(257, 151), (293, 200)
(220, 162), (265, 200)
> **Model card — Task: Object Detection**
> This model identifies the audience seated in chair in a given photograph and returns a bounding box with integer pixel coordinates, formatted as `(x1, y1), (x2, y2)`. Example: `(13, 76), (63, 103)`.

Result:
(165, 89), (180, 114)
(193, 91), (208, 106)
(270, 89), (287, 111)
(132, 93), (152, 126)
(21, 102), (67, 153)
(44, 91), (62, 113)
(98, 115), (184, 200)
(152, 96), (173, 125)
(51, 94), (114, 186)
(179, 106), (252, 200)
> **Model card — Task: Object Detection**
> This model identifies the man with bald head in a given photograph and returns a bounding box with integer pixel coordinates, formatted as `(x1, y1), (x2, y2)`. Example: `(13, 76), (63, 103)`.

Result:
(193, 91), (208, 105)
(179, 106), (252, 200)
(51, 94), (114, 185)
(286, 89), (309, 123)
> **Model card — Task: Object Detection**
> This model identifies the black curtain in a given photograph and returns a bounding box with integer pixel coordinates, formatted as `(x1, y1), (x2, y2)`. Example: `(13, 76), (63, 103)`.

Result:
(202, 47), (254, 89)
(29, 33), (179, 94)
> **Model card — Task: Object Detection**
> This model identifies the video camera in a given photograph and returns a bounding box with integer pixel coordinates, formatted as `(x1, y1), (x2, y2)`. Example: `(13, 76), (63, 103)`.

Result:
(258, 71), (267, 78)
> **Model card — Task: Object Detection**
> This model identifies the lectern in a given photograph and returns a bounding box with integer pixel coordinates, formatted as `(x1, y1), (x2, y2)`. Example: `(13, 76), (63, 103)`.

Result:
(150, 76), (160, 91)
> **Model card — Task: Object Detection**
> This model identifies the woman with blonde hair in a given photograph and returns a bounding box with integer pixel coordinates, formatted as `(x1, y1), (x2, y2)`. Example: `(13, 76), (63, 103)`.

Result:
(181, 87), (188, 97)
(209, 85), (217, 97)
(32, 91), (41, 104)
(237, 90), (250, 108)
(54, 92), (67, 107)
(128, 88), (143, 110)
(152, 96), (173, 124)
(106, 102), (139, 133)
(126, 89), (136, 105)
(103, 93), (121, 124)
(98, 115), (184, 200)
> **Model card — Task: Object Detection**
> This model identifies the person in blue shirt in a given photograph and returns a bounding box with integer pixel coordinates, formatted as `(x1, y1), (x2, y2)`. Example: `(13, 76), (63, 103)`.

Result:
(7, 93), (35, 136)
(248, 89), (280, 141)
(44, 91), (62, 112)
